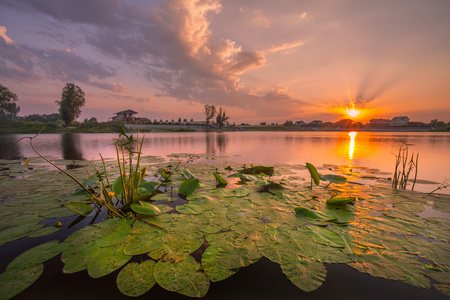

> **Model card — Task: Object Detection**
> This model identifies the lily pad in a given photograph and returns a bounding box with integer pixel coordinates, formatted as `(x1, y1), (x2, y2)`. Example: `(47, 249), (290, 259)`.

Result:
(153, 256), (198, 292)
(65, 202), (94, 216)
(62, 241), (101, 274)
(8, 240), (69, 270)
(202, 246), (238, 282)
(281, 257), (326, 292)
(88, 246), (131, 278)
(117, 260), (157, 297)
(0, 263), (44, 300)
(177, 271), (210, 298)
(148, 234), (191, 262)
(131, 201), (161, 215)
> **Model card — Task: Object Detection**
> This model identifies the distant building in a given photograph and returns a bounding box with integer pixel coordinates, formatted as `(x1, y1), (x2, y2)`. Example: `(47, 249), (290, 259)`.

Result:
(110, 110), (139, 122)
(309, 120), (323, 127)
(294, 121), (307, 127)
(370, 119), (391, 127)
(391, 116), (410, 126)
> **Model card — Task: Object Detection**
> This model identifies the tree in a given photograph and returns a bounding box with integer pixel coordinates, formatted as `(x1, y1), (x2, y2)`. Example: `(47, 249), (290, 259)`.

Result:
(283, 120), (294, 127)
(216, 107), (229, 129)
(56, 83), (85, 127)
(203, 104), (216, 127)
(0, 83), (20, 117)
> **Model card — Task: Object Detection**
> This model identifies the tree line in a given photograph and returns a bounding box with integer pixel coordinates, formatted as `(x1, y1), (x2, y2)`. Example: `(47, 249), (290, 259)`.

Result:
(1, 82), (85, 127)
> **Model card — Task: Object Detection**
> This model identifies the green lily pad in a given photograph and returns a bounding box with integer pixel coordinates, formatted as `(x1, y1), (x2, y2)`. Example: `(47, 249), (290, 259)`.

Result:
(281, 257), (326, 292)
(8, 240), (69, 270)
(304, 225), (346, 248)
(148, 234), (191, 262)
(178, 178), (200, 197)
(131, 201), (161, 215)
(322, 174), (347, 184)
(65, 224), (103, 245)
(0, 263), (44, 300)
(27, 225), (61, 238)
(154, 256), (198, 292)
(326, 197), (355, 204)
(202, 246), (238, 282)
(177, 271), (210, 298)
(65, 202), (94, 216)
(117, 260), (157, 297)
(88, 246), (131, 278)
(62, 241), (101, 274)
(123, 232), (162, 255)
(294, 207), (337, 223)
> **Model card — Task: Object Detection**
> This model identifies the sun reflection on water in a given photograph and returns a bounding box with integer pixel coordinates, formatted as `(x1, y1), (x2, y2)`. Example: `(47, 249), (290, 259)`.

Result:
(348, 131), (357, 159)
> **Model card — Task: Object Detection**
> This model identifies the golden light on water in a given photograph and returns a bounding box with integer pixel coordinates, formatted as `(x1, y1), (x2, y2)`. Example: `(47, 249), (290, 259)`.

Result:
(348, 131), (357, 159)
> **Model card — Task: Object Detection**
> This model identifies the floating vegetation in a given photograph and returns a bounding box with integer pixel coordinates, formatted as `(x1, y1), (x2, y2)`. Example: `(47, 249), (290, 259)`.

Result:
(0, 145), (449, 298)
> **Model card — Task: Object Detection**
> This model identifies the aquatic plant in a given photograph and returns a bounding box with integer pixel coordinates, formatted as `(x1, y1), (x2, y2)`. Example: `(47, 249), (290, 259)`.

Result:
(392, 143), (419, 190)
(429, 178), (450, 195)
(20, 127), (198, 227)
(306, 162), (347, 188)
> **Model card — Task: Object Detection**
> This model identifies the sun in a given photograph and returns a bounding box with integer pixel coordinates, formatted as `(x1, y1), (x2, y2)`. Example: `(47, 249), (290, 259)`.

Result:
(345, 103), (361, 118)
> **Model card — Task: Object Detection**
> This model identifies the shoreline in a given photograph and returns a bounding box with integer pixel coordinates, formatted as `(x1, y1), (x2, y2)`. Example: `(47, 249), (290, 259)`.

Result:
(0, 123), (448, 134)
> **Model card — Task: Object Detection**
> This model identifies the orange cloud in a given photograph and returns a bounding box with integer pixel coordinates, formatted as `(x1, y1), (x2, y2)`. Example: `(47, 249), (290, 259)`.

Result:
(0, 26), (15, 45)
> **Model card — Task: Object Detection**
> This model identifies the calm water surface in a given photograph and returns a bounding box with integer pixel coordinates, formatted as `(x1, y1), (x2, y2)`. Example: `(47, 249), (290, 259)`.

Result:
(2, 131), (449, 193)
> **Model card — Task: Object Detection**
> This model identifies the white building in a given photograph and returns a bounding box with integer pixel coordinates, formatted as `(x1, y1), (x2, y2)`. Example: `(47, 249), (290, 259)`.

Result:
(390, 116), (410, 126)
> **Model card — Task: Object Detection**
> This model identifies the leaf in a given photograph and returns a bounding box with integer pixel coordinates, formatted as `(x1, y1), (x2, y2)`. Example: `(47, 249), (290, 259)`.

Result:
(7, 240), (69, 270)
(281, 257), (327, 292)
(95, 225), (131, 247)
(213, 173), (228, 186)
(116, 260), (157, 297)
(148, 234), (191, 262)
(123, 232), (162, 255)
(322, 174), (347, 184)
(153, 256), (198, 292)
(240, 166), (274, 176)
(304, 225), (346, 248)
(178, 178), (200, 197)
(176, 203), (205, 215)
(88, 246), (131, 278)
(306, 163), (320, 185)
(112, 176), (124, 196)
(27, 226), (61, 238)
(182, 168), (196, 179)
(62, 241), (101, 274)
(201, 246), (237, 282)
(326, 197), (355, 205)
(65, 202), (93, 216)
(177, 271), (210, 298)
(131, 201), (161, 215)
(294, 207), (337, 222)
(0, 263), (43, 300)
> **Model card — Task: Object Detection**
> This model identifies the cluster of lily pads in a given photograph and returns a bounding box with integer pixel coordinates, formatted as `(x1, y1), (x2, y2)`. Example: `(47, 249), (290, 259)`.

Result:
(0, 152), (449, 299)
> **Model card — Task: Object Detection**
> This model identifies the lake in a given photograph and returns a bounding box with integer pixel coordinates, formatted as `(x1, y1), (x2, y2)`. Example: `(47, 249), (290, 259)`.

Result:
(2, 131), (450, 194)
(1, 131), (450, 300)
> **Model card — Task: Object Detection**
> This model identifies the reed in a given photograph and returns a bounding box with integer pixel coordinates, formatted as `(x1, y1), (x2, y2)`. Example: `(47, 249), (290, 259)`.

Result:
(392, 143), (419, 190)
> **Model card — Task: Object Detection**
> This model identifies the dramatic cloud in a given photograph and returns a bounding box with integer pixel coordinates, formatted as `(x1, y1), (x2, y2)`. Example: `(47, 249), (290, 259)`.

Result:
(0, 0), (449, 122)
(0, 26), (14, 45)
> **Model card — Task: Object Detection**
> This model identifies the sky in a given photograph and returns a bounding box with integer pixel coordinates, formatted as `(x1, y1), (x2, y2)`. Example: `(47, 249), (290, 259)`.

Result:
(1, 0), (449, 124)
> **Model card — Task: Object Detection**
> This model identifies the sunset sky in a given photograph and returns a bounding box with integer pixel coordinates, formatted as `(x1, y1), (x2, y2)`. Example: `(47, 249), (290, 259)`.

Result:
(1, 0), (449, 124)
